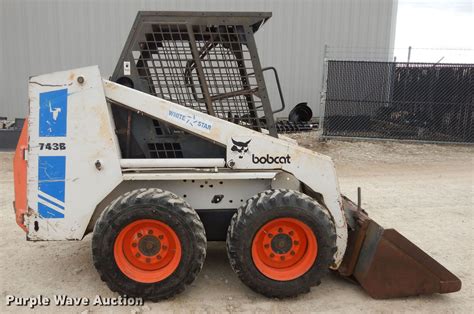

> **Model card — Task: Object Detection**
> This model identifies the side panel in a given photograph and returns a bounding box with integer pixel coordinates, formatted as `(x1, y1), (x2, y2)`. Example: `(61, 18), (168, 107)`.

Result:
(87, 177), (273, 236)
(27, 66), (122, 240)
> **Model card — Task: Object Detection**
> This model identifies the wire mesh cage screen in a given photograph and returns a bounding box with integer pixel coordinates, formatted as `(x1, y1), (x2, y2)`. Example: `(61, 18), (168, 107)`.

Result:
(322, 61), (473, 143)
(113, 12), (275, 134)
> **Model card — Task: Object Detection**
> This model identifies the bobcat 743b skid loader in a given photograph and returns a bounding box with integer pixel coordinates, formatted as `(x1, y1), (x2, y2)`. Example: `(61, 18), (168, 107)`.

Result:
(13, 12), (461, 301)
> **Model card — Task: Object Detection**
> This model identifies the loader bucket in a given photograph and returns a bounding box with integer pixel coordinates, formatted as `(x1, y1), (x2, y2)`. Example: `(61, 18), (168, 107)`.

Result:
(339, 197), (461, 299)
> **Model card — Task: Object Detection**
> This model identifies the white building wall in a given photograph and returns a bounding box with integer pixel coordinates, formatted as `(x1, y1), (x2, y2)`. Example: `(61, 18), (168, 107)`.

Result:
(0, 0), (397, 120)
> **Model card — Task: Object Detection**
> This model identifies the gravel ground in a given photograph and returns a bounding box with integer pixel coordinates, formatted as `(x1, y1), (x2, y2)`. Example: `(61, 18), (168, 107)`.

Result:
(0, 137), (473, 313)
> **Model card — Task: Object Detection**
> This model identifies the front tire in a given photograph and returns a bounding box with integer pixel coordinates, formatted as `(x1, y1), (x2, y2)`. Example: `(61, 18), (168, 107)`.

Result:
(226, 189), (336, 298)
(92, 188), (206, 301)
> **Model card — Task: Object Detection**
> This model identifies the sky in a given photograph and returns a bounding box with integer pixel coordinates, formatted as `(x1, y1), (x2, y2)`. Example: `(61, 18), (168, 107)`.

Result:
(394, 0), (474, 63)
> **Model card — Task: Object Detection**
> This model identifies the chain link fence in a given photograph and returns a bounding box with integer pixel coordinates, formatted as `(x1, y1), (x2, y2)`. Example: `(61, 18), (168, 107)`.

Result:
(321, 61), (473, 143)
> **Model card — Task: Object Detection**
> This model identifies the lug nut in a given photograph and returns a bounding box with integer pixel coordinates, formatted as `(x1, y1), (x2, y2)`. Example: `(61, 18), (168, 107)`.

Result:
(162, 245), (167, 250)
(268, 233), (273, 238)
(264, 244), (270, 249)
(137, 233), (142, 238)
(270, 253), (275, 258)
(280, 256), (285, 261)
(159, 235), (164, 240)
(135, 253), (140, 258)
(132, 243), (137, 248)
(290, 251), (296, 256)
(278, 228), (283, 233)
(289, 231), (294, 236)
(148, 230), (153, 235)
(157, 255), (162, 260)
(294, 240), (299, 245)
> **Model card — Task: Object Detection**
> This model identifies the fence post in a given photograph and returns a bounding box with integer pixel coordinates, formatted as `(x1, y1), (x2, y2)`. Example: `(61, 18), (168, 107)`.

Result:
(318, 45), (329, 140)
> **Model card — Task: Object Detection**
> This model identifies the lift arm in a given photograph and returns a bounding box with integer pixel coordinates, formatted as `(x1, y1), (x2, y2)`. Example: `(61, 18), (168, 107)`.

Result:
(103, 79), (348, 267)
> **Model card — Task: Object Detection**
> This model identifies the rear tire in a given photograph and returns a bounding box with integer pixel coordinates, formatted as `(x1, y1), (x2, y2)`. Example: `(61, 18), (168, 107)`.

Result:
(92, 188), (206, 301)
(226, 189), (336, 298)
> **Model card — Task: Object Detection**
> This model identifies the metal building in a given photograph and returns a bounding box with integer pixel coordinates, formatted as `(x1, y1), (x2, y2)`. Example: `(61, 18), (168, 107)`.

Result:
(0, 0), (398, 120)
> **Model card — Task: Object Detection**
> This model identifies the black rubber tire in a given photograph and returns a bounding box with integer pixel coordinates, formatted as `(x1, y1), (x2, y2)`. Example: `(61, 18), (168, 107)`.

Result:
(226, 189), (337, 298)
(92, 188), (206, 301)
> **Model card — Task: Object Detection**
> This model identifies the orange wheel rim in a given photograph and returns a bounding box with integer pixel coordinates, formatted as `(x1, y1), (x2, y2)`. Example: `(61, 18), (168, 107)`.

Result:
(251, 217), (318, 281)
(114, 219), (181, 283)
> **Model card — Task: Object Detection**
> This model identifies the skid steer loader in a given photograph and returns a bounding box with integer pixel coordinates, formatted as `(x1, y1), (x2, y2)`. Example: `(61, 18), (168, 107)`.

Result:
(13, 12), (461, 300)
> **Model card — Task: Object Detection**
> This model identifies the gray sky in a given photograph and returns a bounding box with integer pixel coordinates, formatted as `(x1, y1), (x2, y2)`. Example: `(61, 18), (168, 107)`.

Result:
(394, 0), (473, 62)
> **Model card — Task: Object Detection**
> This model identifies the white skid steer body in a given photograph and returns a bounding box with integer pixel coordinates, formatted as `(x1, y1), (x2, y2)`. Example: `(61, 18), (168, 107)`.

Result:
(23, 66), (347, 267)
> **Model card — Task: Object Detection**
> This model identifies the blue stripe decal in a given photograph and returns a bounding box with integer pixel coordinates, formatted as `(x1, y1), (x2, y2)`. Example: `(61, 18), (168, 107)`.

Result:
(38, 156), (66, 218)
(38, 194), (65, 210)
(38, 203), (64, 218)
(39, 89), (68, 137)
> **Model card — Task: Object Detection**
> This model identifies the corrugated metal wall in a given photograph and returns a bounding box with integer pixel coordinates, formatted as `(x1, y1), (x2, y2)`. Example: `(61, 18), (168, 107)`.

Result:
(0, 0), (397, 120)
